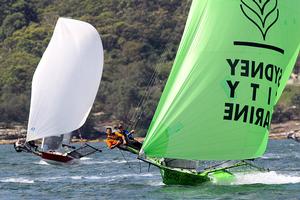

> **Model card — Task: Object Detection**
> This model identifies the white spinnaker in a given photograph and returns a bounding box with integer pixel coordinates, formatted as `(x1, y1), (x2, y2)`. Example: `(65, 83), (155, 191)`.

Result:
(26, 18), (103, 141)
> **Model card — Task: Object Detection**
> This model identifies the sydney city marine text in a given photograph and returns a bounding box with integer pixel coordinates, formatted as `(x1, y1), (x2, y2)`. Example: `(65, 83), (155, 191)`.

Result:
(223, 58), (283, 129)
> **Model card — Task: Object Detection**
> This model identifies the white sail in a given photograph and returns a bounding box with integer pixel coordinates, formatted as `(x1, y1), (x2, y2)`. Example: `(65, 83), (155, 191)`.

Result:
(26, 18), (103, 141)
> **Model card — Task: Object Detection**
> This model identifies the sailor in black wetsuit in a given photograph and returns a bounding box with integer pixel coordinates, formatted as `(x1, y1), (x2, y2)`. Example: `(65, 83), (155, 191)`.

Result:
(14, 138), (39, 153)
(27, 140), (39, 151)
(14, 139), (24, 152)
(288, 132), (300, 142)
(117, 124), (142, 151)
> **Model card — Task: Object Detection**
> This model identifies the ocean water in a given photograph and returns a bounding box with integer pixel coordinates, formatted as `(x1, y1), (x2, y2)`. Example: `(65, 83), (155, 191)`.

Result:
(0, 140), (300, 199)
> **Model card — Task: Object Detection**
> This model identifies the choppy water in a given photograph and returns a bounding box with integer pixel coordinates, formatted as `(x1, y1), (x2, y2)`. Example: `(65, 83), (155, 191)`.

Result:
(1, 140), (300, 199)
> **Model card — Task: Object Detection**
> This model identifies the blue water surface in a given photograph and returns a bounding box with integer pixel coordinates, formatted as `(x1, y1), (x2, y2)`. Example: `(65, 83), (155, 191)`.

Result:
(0, 140), (300, 199)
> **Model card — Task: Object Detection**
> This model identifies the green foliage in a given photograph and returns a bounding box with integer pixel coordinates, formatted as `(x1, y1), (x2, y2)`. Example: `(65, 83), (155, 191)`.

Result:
(0, 0), (191, 135)
(0, 0), (299, 136)
(0, 0), (38, 40)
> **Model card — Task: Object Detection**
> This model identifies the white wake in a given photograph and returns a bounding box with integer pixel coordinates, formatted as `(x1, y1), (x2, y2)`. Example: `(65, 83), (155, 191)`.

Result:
(231, 171), (300, 185)
(0, 177), (34, 184)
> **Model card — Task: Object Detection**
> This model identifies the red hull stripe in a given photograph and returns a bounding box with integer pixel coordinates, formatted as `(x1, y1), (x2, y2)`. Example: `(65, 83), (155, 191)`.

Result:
(41, 152), (73, 163)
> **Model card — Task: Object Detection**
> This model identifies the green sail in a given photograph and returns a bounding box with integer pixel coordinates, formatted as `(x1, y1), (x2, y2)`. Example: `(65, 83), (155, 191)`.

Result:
(142, 0), (300, 160)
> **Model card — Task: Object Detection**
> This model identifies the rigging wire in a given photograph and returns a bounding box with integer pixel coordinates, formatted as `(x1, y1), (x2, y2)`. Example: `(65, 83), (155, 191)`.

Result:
(118, 148), (141, 173)
(118, 148), (130, 167)
(128, 48), (171, 131)
(129, 0), (190, 129)
(139, 159), (142, 173)
(127, 2), (188, 130)
(117, 59), (164, 173)
(203, 160), (233, 170)
(120, 2), (191, 166)
(203, 160), (269, 172)
(132, 72), (159, 130)
(124, 62), (130, 124)
(128, 65), (159, 129)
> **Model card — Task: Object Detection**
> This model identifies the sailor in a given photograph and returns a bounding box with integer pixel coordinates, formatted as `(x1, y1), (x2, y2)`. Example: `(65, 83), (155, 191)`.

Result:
(14, 138), (25, 152)
(112, 126), (119, 133)
(105, 127), (126, 149)
(117, 124), (135, 140)
(287, 132), (300, 142)
(116, 124), (142, 150)
(27, 140), (39, 151)
(14, 138), (38, 153)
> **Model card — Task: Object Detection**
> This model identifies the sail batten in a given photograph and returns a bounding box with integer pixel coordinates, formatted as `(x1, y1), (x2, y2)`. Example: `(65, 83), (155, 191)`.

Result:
(142, 0), (300, 160)
(26, 18), (103, 141)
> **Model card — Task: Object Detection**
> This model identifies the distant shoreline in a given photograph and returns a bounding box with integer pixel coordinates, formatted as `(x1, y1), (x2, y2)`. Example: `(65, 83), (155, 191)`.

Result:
(0, 120), (299, 145)
(0, 137), (145, 145)
(0, 136), (291, 145)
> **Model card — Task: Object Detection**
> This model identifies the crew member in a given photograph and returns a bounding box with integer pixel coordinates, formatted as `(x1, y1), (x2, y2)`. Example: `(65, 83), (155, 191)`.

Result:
(117, 124), (135, 140)
(116, 124), (142, 150)
(105, 127), (126, 149)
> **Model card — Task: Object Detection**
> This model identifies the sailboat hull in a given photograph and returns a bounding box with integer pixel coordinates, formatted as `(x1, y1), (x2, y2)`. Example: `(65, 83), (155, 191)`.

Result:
(160, 167), (234, 185)
(160, 168), (209, 185)
(41, 152), (74, 163)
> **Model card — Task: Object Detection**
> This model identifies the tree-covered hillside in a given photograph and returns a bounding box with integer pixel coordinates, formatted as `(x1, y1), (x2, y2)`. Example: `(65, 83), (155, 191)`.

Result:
(0, 0), (191, 134)
(0, 0), (299, 135)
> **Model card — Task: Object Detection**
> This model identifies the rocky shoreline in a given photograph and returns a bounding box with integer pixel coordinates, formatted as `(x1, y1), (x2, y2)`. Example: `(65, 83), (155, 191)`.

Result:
(0, 125), (27, 145)
(269, 120), (300, 140)
(1, 121), (300, 145)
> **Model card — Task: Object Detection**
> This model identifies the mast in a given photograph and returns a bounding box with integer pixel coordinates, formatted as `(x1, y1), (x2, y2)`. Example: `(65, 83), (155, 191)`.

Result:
(141, 0), (300, 160)
(41, 138), (45, 150)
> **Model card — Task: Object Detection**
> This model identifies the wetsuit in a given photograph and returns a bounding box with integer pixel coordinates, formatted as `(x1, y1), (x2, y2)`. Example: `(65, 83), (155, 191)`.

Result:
(118, 130), (142, 151)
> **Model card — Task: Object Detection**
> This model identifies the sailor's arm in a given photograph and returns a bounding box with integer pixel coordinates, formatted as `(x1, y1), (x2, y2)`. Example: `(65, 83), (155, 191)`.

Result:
(121, 135), (127, 145)
(110, 141), (121, 149)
